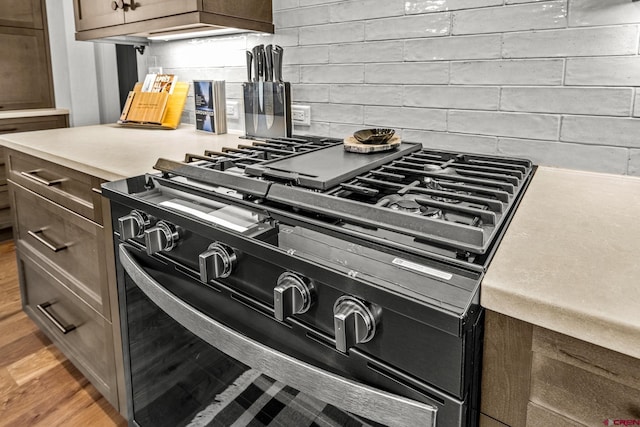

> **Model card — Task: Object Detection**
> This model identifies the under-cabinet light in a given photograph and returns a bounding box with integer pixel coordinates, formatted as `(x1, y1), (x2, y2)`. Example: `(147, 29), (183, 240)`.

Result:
(147, 27), (245, 41)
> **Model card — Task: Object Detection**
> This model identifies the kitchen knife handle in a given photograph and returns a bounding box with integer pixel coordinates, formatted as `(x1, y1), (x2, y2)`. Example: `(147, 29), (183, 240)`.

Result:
(252, 45), (261, 82)
(258, 45), (265, 80)
(273, 47), (283, 82)
(265, 44), (273, 81)
(246, 51), (253, 82)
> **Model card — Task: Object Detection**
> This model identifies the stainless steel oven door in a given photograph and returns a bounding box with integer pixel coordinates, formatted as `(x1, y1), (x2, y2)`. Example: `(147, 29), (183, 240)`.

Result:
(119, 243), (437, 427)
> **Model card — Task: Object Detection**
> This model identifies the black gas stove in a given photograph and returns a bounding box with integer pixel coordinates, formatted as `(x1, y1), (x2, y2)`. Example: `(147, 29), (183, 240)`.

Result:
(103, 134), (534, 427)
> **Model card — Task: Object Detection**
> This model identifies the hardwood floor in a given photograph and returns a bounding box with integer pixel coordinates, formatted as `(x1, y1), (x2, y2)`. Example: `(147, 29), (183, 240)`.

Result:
(0, 240), (126, 427)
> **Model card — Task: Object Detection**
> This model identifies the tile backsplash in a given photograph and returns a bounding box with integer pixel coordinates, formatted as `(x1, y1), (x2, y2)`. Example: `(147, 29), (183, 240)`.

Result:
(144, 0), (640, 175)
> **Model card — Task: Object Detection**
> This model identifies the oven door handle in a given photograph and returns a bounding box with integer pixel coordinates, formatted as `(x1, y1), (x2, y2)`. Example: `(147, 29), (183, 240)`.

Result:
(119, 244), (437, 427)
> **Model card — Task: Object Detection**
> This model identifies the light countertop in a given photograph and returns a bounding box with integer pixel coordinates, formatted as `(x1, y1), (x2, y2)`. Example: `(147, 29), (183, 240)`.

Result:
(482, 166), (640, 360)
(0, 124), (244, 181)
(2, 125), (639, 359)
(0, 108), (69, 120)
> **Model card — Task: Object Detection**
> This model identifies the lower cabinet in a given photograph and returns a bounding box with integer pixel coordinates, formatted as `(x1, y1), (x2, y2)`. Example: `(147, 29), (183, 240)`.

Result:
(6, 149), (123, 414)
(18, 244), (117, 404)
(480, 310), (640, 426)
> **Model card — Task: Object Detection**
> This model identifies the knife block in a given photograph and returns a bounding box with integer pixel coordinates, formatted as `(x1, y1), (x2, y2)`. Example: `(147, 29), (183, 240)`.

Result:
(243, 81), (292, 139)
(118, 81), (189, 129)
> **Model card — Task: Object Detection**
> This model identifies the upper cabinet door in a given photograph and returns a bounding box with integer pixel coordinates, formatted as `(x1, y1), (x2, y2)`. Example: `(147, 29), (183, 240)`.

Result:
(0, 0), (43, 29)
(74, 0), (125, 32)
(0, 27), (53, 110)
(123, 0), (199, 24)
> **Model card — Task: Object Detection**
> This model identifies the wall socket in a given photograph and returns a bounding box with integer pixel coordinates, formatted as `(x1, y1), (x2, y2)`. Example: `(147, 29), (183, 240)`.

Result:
(291, 105), (311, 126)
(226, 101), (239, 120)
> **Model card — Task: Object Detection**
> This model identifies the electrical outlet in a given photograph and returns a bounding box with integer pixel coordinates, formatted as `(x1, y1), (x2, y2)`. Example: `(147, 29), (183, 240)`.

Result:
(226, 101), (239, 120)
(291, 105), (311, 126)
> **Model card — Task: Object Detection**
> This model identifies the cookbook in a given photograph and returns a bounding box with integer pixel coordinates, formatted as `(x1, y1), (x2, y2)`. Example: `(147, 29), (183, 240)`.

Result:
(194, 80), (227, 134)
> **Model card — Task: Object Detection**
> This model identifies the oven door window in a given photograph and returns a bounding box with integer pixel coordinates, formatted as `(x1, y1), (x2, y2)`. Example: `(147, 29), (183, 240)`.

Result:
(124, 273), (384, 427)
(118, 244), (436, 427)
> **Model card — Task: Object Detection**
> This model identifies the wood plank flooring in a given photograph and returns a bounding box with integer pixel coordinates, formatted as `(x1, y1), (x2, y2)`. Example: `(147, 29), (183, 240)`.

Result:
(0, 240), (126, 427)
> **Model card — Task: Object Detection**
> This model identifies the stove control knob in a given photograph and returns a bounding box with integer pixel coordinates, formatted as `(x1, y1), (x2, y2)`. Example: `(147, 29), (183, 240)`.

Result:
(199, 243), (236, 282)
(118, 210), (152, 241)
(144, 221), (179, 255)
(333, 296), (380, 353)
(273, 272), (314, 321)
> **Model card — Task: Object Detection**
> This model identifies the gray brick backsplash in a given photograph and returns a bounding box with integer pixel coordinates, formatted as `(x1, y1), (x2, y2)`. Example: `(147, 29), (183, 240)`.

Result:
(452, 1), (567, 35)
(330, 85), (403, 106)
(307, 103), (364, 124)
(299, 0), (342, 6)
(405, 130), (499, 154)
(569, 0), (640, 27)
(561, 116), (640, 148)
(274, 5), (329, 28)
(566, 57), (640, 86)
(451, 59), (564, 85)
(365, 63), (449, 85)
(301, 64), (364, 84)
(629, 150), (640, 176)
(364, 106), (447, 131)
(330, 41), (405, 63)
(291, 84), (330, 103)
(405, 35), (501, 61)
(286, 46), (329, 64)
(273, 0), (299, 11)
(365, 13), (451, 41)
(330, 0), (404, 23)
(405, 0), (503, 15)
(300, 23), (364, 45)
(329, 123), (369, 139)
(145, 0), (640, 175)
(501, 87), (633, 116)
(449, 111), (560, 140)
(503, 26), (639, 58)
(498, 139), (629, 174)
(404, 86), (500, 110)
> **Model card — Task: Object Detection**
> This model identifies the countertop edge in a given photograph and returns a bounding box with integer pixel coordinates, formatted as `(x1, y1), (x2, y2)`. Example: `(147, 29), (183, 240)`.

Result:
(481, 281), (640, 360)
(0, 139), (130, 182)
(0, 108), (70, 120)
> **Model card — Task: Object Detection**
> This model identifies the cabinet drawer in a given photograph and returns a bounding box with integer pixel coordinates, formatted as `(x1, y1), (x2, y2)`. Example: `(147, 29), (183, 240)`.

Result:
(0, 115), (67, 134)
(530, 327), (640, 425)
(0, 206), (10, 229)
(19, 246), (116, 406)
(7, 150), (103, 224)
(0, 146), (6, 184)
(0, 184), (8, 208)
(11, 182), (109, 317)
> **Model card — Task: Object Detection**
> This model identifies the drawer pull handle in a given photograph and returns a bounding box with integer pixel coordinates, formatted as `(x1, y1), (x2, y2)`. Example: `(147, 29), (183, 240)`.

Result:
(0, 127), (18, 132)
(91, 187), (102, 195)
(37, 302), (76, 334)
(28, 229), (68, 252)
(20, 170), (66, 186)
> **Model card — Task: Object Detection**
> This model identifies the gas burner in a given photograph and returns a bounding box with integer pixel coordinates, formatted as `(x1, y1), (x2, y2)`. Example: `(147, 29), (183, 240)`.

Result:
(424, 177), (466, 204)
(423, 207), (443, 219)
(377, 194), (445, 218)
(424, 164), (457, 175)
(389, 197), (422, 214)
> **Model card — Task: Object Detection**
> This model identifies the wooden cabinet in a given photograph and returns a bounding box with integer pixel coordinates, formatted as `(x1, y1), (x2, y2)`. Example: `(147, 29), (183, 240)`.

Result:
(0, 0), (54, 111)
(73, 0), (273, 41)
(73, 0), (124, 32)
(6, 149), (121, 410)
(0, 114), (69, 241)
(0, 27), (54, 111)
(0, 147), (11, 241)
(481, 310), (640, 426)
(0, 0), (43, 29)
